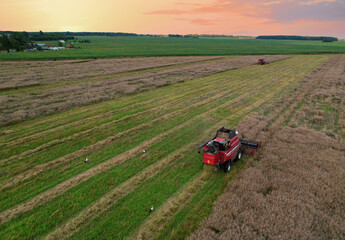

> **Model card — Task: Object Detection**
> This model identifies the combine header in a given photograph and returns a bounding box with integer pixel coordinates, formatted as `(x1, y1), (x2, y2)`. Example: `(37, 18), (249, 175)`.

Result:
(198, 127), (261, 172)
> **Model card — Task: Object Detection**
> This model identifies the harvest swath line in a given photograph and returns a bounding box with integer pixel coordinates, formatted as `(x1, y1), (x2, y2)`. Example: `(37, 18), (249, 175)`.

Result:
(2, 60), (292, 182)
(0, 57), (226, 140)
(0, 61), (284, 213)
(0, 61), (286, 223)
(0, 56), (226, 94)
(0, 55), (250, 146)
(1, 55), (286, 144)
(0, 61), (250, 153)
(44, 129), (219, 240)
(0, 60), (284, 178)
(0, 55), (331, 240)
(43, 59), (308, 239)
(143, 56), (333, 240)
(0, 56), (298, 227)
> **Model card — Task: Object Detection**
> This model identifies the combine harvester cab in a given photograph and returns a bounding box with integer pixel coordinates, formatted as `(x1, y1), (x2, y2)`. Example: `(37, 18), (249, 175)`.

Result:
(198, 127), (261, 172)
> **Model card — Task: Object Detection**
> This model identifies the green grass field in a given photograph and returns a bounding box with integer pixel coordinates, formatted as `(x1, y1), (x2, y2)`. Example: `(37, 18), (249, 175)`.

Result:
(0, 55), (331, 239)
(1, 36), (344, 60)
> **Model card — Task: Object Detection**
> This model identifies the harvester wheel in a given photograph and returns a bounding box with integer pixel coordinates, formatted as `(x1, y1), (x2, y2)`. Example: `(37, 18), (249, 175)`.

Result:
(224, 161), (231, 172)
(235, 149), (242, 162)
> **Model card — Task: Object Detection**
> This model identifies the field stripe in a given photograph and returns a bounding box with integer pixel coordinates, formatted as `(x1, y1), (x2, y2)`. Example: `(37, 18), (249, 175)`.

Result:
(0, 61), (281, 183)
(0, 57), (257, 151)
(0, 57), (228, 141)
(0, 56), (329, 239)
(0, 54), (285, 145)
(0, 64), (291, 224)
(1, 56), (226, 94)
(43, 70), (297, 239)
(0, 63), (245, 151)
(130, 172), (209, 240)
(148, 56), (333, 240)
(43, 125), (221, 240)
(50, 69), (296, 239)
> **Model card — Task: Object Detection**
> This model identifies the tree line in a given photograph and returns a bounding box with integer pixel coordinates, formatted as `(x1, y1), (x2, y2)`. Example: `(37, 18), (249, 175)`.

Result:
(0, 31), (74, 52)
(256, 35), (338, 42)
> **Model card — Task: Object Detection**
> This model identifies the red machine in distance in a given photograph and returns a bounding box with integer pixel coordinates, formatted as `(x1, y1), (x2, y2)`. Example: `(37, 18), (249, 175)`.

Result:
(198, 127), (261, 172)
(258, 59), (269, 65)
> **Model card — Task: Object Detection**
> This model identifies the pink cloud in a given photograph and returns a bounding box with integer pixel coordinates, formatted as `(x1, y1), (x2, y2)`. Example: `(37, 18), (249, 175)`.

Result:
(190, 18), (216, 25)
(146, 9), (186, 15)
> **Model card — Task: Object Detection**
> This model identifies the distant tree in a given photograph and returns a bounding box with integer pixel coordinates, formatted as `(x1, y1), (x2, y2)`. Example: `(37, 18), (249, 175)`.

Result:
(256, 35), (338, 41)
(39, 30), (44, 36)
(0, 32), (29, 52)
(11, 32), (28, 51)
(0, 34), (12, 52)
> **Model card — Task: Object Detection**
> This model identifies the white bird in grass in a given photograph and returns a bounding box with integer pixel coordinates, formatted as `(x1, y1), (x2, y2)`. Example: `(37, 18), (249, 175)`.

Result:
(84, 157), (88, 163)
(143, 150), (146, 153)
(149, 206), (153, 214)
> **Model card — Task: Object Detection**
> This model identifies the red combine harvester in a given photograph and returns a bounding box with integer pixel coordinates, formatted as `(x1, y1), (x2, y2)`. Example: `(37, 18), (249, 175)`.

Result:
(198, 127), (261, 172)
(258, 59), (269, 65)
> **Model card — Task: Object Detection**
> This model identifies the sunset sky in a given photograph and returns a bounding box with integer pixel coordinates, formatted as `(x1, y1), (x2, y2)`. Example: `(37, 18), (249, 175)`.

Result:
(1, 0), (344, 38)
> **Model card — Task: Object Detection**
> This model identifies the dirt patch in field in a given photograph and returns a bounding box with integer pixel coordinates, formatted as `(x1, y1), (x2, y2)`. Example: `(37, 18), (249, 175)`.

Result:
(0, 55), (288, 126)
(189, 55), (345, 240)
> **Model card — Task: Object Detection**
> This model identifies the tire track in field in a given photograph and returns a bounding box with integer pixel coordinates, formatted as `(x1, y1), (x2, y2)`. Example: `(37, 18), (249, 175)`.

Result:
(43, 68), (295, 239)
(0, 69), (288, 224)
(0, 63), (279, 182)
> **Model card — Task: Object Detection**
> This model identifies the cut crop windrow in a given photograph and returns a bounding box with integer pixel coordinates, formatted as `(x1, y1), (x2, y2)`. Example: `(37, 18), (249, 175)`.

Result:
(0, 60), (286, 183)
(43, 125), (222, 240)
(0, 62), (257, 154)
(0, 57), (268, 151)
(0, 58), (226, 141)
(41, 67), (298, 239)
(0, 55), (326, 239)
(1, 56), (288, 127)
(0, 55), (287, 145)
(0, 60), (294, 224)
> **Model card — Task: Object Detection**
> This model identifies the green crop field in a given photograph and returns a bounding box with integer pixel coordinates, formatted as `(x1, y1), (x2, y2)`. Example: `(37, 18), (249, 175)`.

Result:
(1, 54), (339, 239)
(1, 36), (345, 60)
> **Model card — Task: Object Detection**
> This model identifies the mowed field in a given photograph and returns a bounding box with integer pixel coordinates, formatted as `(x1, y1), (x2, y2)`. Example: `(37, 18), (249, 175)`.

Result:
(0, 54), (344, 239)
(1, 36), (345, 60)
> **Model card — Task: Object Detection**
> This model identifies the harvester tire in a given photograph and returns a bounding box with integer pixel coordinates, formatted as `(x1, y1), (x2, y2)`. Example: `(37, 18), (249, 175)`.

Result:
(235, 149), (242, 162)
(224, 161), (231, 172)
